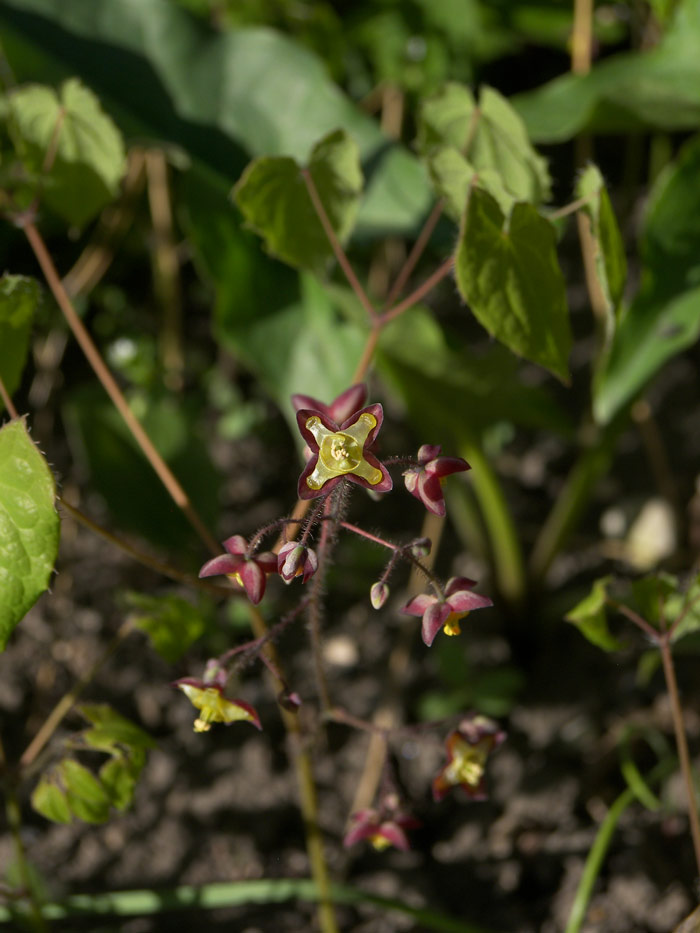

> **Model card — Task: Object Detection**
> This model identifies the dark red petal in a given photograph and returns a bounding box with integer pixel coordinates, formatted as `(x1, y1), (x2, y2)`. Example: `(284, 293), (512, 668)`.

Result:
(445, 576), (478, 596)
(239, 561), (266, 604)
(432, 767), (452, 802)
(417, 472), (446, 516)
(297, 454), (321, 500)
(229, 698), (262, 731)
(340, 402), (384, 445)
(377, 822), (410, 851)
(198, 554), (242, 578)
(343, 822), (374, 848)
(427, 456), (471, 478)
(296, 408), (340, 452)
(447, 590), (493, 613)
(255, 551), (278, 574)
(301, 549), (319, 583)
(401, 593), (436, 617)
(356, 451), (393, 493)
(222, 534), (248, 555)
(291, 393), (327, 416)
(417, 444), (441, 463)
(422, 602), (450, 647)
(328, 383), (367, 424)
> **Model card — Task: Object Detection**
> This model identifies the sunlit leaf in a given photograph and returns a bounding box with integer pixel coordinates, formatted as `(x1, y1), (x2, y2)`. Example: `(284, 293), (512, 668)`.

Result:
(417, 82), (551, 210)
(0, 419), (60, 650)
(234, 129), (363, 274)
(7, 77), (125, 226)
(31, 775), (72, 824)
(576, 164), (627, 347)
(455, 186), (570, 381)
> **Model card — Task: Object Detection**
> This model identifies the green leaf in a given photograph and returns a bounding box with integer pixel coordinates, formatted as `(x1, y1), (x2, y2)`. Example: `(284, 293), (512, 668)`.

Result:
(417, 83), (551, 210)
(184, 173), (366, 426)
(630, 572), (678, 628)
(99, 757), (137, 811)
(233, 129), (363, 274)
(7, 77), (126, 226)
(565, 577), (623, 652)
(125, 592), (206, 663)
(594, 134), (700, 424)
(513, 0), (700, 142)
(0, 419), (60, 650)
(426, 148), (513, 219)
(60, 759), (112, 824)
(0, 275), (40, 411)
(0, 0), (432, 235)
(455, 186), (571, 381)
(576, 164), (627, 344)
(31, 774), (72, 824)
(594, 285), (700, 424)
(77, 704), (156, 754)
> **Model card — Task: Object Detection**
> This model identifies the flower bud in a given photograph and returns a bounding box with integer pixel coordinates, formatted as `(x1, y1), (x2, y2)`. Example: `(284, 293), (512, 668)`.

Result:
(278, 689), (302, 712)
(410, 537), (432, 559)
(278, 542), (318, 584)
(370, 581), (389, 610)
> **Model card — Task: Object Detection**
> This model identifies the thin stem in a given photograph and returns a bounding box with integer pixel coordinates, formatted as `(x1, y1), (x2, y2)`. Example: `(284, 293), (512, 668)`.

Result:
(301, 168), (377, 321)
(659, 636), (700, 875)
(245, 604), (338, 933)
(58, 497), (231, 595)
(571, 0), (594, 75)
(605, 597), (659, 641)
(384, 200), (444, 307)
(547, 193), (596, 221)
(378, 256), (454, 326)
(0, 373), (19, 418)
(351, 324), (381, 384)
(308, 493), (336, 713)
(21, 220), (220, 556)
(20, 619), (134, 772)
(339, 521), (397, 551)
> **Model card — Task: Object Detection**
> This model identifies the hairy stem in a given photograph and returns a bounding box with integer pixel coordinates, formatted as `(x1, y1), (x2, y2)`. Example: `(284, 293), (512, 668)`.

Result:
(246, 605), (338, 933)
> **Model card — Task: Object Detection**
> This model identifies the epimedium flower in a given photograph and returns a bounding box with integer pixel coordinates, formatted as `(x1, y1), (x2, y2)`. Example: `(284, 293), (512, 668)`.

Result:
(277, 541), (318, 584)
(296, 404), (392, 500)
(402, 576), (493, 647)
(173, 678), (262, 733)
(199, 535), (277, 604)
(403, 444), (470, 516)
(343, 805), (421, 852)
(432, 716), (505, 802)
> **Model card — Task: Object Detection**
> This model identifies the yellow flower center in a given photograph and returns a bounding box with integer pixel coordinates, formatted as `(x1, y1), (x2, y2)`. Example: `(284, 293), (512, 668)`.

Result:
(304, 413), (383, 491)
(442, 610), (470, 637)
(445, 737), (488, 787)
(369, 833), (392, 851)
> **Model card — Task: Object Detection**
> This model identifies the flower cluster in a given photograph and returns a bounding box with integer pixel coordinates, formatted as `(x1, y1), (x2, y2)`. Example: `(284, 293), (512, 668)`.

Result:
(179, 383), (504, 840)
